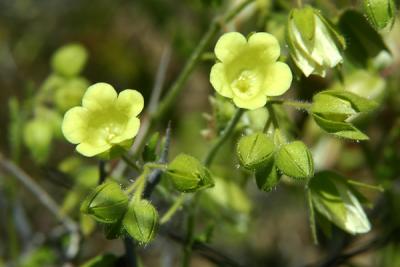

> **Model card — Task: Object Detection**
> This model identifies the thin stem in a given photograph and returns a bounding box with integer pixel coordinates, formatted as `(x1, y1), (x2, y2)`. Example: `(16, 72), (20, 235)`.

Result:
(0, 153), (80, 259)
(347, 180), (384, 192)
(152, 0), (255, 122)
(266, 104), (279, 129)
(124, 237), (137, 267)
(269, 99), (312, 110)
(160, 194), (185, 224)
(98, 160), (107, 184)
(145, 162), (168, 171)
(307, 189), (318, 245)
(296, 0), (303, 8)
(121, 154), (141, 172)
(203, 108), (244, 167)
(182, 199), (197, 267)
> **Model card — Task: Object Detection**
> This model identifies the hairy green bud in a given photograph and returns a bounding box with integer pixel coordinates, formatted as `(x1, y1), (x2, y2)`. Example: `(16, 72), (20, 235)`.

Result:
(237, 133), (275, 170)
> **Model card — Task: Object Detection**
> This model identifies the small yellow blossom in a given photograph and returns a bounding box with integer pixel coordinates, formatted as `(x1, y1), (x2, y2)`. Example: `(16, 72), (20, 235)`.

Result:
(62, 82), (144, 157)
(210, 32), (292, 110)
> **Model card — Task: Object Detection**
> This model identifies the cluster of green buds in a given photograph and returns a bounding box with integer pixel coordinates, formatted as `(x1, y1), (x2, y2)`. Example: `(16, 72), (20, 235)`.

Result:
(286, 6), (345, 77)
(311, 89), (378, 140)
(81, 181), (159, 244)
(236, 132), (314, 192)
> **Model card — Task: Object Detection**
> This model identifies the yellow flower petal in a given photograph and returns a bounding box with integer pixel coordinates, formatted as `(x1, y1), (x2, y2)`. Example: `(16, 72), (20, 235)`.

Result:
(62, 106), (89, 144)
(214, 32), (246, 62)
(233, 95), (267, 110)
(116, 89), (144, 117)
(264, 62), (293, 96)
(110, 117), (140, 144)
(210, 63), (233, 98)
(82, 82), (117, 110)
(248, 32), (280, 61)
(76, 142), (112, 157)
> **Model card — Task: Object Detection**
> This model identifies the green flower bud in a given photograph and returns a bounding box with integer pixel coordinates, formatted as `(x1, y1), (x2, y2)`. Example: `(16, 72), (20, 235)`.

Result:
(275, 141), (314, 179)
(123, 199), (159, 244)
(23, 118), (53, 164)
(237, 133), (275, 170)
(286, 6), (345, 77)
(165, 154), (214, 192)
(363, 0), (396, 30)
(51, 43), (88, 77)
(103, 217), (125, 240)
(55, 77), (89, 113)
(255, 159), (280, 192)
(81, 181), (128, 224)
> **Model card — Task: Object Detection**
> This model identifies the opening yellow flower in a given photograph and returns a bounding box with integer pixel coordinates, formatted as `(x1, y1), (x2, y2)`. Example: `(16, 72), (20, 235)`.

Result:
(62, 82), (144, 157)
(210, 32), (292, 110)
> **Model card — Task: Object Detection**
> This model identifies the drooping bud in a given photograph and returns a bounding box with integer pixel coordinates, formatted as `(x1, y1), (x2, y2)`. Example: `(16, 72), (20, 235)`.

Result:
(236, 133), (275, 170)
(81, 181), (128, 224)
(123, 199), (159, 244)
(286, 6), (345, 77)
(23, 118), (53, 164)
(165, 154), (214, 192)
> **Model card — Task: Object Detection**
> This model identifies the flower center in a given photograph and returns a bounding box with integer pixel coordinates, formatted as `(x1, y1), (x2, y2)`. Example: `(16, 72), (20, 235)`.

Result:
(103, 124), (122, 143)
(231, 70), (261, 99)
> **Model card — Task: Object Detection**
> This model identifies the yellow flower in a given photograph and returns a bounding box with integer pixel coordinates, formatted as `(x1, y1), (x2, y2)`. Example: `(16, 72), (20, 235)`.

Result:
(210, 32), (292, 110)
(62, 82), (144, 157)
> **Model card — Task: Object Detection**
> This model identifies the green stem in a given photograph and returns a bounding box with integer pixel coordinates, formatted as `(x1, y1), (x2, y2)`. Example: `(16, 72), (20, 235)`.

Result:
(160, 194), (186, 224)
(203, 108), (244, 167)
(182, 197), (197, 267)
(269, 99), (312, 110)
(122, 154), (141, 172)
(266, 104), (279, 129)
(145, 162), (168, 171)
(152, 0), (254, 122)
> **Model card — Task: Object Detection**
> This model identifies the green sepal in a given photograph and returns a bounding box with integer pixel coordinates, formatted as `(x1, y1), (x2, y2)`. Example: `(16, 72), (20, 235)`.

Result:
(123, 199), (159, 244)
(363, 0), (396, 30)
(142, 132), (159, 162)
(165, 154), (214, 192)
(308, 171), (371, 235)
(312, 113), (369, 140)
(275, 141), (314, 179)
(292, 6), (315, 50)
(315, 90), (378, 114)
(80, 181), (128, 224)
(236, 133), (275, 170)
(255, 159), (280, 192)
(103, 217), (125, 240)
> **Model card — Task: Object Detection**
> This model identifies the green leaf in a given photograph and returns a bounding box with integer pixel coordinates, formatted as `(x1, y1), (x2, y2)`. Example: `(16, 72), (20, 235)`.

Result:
(275, 141), (314, 179)
(255, 159), (280, 192)
(292, 6), (315, 49)
(80, 181), (128, 224)
(338, 10), (389, 67)
(312, 113), (369, 140)
(308, 171), (371, 235)
(123, 199), (159, 244)
(165, 154), (214, 192)
(236, 133), (275, 170)
(363, 0), (396, 30)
